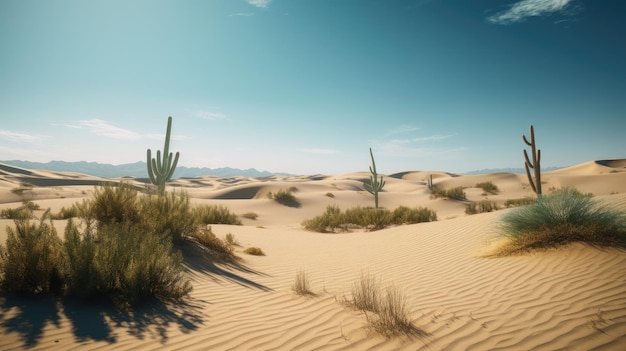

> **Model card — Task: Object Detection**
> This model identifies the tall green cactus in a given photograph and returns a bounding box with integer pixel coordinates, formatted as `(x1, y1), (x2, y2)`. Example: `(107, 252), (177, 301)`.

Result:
(364, 147), (385, 209)
(522, 124), (542, 197)
(147, 116), (180, 195)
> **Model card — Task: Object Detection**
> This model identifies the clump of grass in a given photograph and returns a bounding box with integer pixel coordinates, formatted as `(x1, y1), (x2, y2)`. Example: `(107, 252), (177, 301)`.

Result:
(466, 200), (499, 215)
(241, 212), (259, 220)
(190, 226), (236, 261)
(476, 181), (499, 194)
(430, 186), (466, 200)
(292, 269), (315, 296)
(494, 187), (626, 256)
(244, 247), (265, 256)
(270, 189), (301, 208)
(344, 272), (423, 338)
(225, 233), (239, 246)
(504, 197), (536, 208)
(193, 204), (242, 225)
(0, 200), (42, 220)
(302, 205), (437, 233)
(50, 204), (80, 220)
(325, 192), (335, 198)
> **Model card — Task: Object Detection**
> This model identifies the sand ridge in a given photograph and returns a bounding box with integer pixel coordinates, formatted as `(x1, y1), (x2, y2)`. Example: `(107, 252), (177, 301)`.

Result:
(1, 160), (626, 350)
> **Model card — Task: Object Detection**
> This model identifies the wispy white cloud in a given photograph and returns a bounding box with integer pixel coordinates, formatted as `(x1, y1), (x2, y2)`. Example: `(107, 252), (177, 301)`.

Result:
(77, 119), (140, 140)
(247, 0), (271, 9)
(301, 148), (339, 155)
(0, 129), (41, 142)
(197, 111), (227, 120)
(488, 0), (574, 25)
(385, 125), (420, 136)
(230, 12), (254, 17)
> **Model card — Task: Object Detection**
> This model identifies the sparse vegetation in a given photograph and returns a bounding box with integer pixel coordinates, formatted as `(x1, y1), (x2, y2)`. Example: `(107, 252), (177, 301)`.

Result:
(292, 269), (315, 296)
(193, 204), (242, 225)
(325, 192), (335, 198)
(494, 187), (626, 256)
(466, 200), (499, 215)
(190, 226), (235, 261)
(344, 272), (423, 338)
(225, 233), (239, 246)
(270, 189), (301, 208)
(504, 197), (536, 208)
(302, 205), (437, 233)
(430, 186), (466, 200)
(241, 212), (259, 220)
(244, 247), (265, 256)
(476, 181), (499, 194)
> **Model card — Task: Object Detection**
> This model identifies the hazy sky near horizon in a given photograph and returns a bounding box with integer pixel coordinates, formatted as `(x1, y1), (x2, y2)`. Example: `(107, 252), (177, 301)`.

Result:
(1, 0), (624, 175)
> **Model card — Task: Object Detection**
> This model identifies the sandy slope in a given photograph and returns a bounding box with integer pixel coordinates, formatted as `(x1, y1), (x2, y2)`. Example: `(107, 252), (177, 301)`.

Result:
(1, 160), (625, 350)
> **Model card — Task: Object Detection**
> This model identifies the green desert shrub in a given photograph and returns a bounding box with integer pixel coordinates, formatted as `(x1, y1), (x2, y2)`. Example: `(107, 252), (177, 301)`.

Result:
(91, 223), (191, 308)
(496, 187), (626, 255)
(0, 206), (33, 220)
(302, 205), (437, 233)
(79, 182), (141, 227)
(466, 200), (499, 215)
(50, 205), (80, 220)
(225, 233), (239, 246)
(302, 205), (345, 233)
(0, 213), (63, 295)
(244, 247), (265, 256)
(193, 204), (242, 225)
(138, 191), (197, 243)
(476, 181), (499, 194)
(430, 186), (466, 200)
(270, 189), (301, 207)
(62, 219), (99, 299)
(504, 197), (536, 208)
(391, 206), (438, 224)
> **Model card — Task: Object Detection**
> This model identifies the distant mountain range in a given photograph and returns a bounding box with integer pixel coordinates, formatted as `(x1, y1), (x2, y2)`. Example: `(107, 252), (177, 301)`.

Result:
(0, 160), (291, 179)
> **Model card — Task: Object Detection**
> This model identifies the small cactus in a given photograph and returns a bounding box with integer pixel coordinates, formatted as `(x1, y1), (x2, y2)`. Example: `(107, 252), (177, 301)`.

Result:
(364, 147), (385, 209)
(427, 174), (433, 191)
(522, 125), (542, 197)
(147, 116), (180, 195)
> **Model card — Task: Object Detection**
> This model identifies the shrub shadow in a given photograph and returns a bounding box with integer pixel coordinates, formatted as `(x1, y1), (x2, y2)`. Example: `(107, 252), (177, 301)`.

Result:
(0, 293), (205, 348)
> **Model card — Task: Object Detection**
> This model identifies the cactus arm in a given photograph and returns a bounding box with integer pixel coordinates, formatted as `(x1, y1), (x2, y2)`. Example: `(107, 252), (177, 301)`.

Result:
(365, 148), (385, 208)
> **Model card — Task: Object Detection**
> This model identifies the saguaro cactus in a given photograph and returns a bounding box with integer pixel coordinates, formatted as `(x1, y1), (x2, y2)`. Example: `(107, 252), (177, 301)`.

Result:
(364, 147), (385, 209)
(147, 116), (180, 195)
(522, 124), (542, 197)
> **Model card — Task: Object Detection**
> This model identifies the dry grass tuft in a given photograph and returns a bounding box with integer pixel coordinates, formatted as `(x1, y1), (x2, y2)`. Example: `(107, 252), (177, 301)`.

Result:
(292, 269), (316, 296)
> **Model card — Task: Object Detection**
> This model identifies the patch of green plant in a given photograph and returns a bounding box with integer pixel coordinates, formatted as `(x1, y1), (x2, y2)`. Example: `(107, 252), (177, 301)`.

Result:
(0, 212), (63, 295)
(244, 247), (265, 256)
(504, 197), (536, 208)
(475, 181), (499, 194)
(494, 187), (626, 255)
(50, 204), (80, 220)
(138, 190), (197, 243)
(466, 200), (499, 215)
(193, 204), (242, 225)
(78, 182), (141, 227)
(270, 189), (301, 208)
(225, 233), (239, 246)
(302, 205), (437, 233)
(430, 186), (466, 200)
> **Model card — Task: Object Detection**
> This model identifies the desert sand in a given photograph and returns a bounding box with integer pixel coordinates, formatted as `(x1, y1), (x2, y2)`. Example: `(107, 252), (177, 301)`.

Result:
(1, 160), (625, 350)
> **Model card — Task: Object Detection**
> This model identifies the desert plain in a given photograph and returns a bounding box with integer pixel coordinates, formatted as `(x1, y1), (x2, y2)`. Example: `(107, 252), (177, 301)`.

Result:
(1, 159), (626, 351)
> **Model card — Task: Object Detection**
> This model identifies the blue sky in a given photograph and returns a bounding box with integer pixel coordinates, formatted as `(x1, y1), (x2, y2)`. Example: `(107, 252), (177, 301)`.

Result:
(1, 0), (624, 175)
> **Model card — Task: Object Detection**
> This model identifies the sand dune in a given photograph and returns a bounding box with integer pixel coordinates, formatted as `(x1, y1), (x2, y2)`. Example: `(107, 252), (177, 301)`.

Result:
(1, 160), (626, 350)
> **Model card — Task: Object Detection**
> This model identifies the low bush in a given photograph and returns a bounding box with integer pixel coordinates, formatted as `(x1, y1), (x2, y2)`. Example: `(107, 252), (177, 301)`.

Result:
(225, 233), (239, 246)
(244, 247), (265, 256)
(241, 212), (259, 220)
(193, 204), (242, 225)
(0, 213), (63, 295)
(270, 189), (301, 208)
(430, 186), (466, 200)
(495, 187), (626, 255)
(79, 182), (141, 227)
(302, 205), (437, 233)
(504, 197), (536, 208)
(138, 191), (197, 243)
(466, 200), (499, 215)
(50, 205), (80, 220)
(476, 181), (499, 194)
